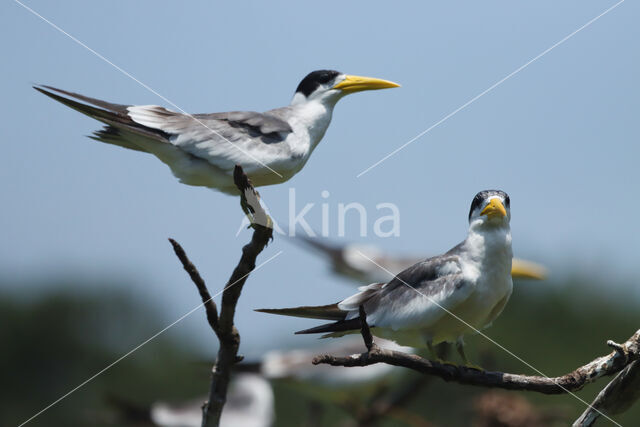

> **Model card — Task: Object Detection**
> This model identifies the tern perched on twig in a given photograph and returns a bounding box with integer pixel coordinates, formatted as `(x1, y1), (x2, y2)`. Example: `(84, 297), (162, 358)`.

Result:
(35, 70), (399, 194)
(258, 190), (514, 365)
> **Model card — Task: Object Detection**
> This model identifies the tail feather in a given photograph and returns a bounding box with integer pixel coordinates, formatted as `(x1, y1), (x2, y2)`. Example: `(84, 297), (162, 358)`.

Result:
(338, 283), (384, 312)
(90, 126), (149, 153)
(35, 85), (171, 152)
(255, 303), (345, 321)
(34, 85), (130, 124)
(295, 318), (362, 335)
(256, 303), (367, 336)
(38, 85), (130, 115)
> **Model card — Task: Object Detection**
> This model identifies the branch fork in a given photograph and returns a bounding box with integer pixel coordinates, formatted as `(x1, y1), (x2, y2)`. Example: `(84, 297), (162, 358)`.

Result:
(170, 165), (273, 427)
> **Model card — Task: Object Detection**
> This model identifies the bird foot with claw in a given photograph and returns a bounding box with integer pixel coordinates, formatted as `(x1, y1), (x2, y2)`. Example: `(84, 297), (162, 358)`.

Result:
(463, 363), (484, 371)
(366, 343), (380, 354)
(432, 358), (458, 368)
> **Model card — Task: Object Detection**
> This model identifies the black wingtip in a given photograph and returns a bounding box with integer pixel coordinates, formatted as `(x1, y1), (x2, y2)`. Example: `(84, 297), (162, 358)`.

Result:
(33, 84), (63, 96)
(295, 317), (363, 335)
(254, 308), (279, 314)
(254, 304), (346, 321)
(33, 85), (50, 96)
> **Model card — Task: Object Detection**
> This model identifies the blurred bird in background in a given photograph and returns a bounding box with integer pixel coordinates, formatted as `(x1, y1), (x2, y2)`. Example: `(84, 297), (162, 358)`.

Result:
(257, 336), (414, 386)
(109, 373), (274, 427)
(110, 338), (414, 427)
(289, 231), (546, 284)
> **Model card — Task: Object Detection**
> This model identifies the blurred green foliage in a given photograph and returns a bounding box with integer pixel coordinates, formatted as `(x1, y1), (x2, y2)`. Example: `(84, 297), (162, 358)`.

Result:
(1, 276), (638, 426)
(0, 282), (208, 427)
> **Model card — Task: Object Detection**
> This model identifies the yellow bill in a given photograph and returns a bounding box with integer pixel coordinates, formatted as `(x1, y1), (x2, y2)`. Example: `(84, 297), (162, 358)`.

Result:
(481, 198), (507, 219)
(333, 75), (400, 93)
(511, 258), (547, 280)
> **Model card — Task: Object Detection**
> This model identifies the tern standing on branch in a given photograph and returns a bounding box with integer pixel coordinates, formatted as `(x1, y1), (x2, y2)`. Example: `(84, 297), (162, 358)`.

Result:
(258, 190), (514, 365)
(35, 70), (399, 194)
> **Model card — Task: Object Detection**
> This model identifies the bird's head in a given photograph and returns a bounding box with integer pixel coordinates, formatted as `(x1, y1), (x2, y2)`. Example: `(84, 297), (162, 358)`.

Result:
(468, 190), (511, 228)
(291, 70), (399, 105)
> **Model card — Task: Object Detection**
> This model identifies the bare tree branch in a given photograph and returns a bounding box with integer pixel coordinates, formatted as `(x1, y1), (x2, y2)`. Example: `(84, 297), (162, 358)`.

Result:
(169, 239), (220, 334)
(313, 323), (640, 396)
(170, 165), (272, 427)
(573, 359), (640, 426)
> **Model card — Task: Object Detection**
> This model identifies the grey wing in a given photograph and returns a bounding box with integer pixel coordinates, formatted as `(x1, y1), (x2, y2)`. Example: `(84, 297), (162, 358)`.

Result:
(127, 106), (294, 173)
(35, 85), (294, 175)
(199, 110), (293, 135)
(358, 254), (474, 328)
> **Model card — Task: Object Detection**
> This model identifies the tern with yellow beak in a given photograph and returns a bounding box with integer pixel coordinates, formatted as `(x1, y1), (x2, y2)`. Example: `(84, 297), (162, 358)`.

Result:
(35, 70), (399, 194)
(258, 190), (514, 365)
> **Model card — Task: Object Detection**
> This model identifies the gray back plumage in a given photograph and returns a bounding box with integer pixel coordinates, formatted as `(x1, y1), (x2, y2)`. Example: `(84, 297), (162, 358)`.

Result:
(290, 243), (471, 335)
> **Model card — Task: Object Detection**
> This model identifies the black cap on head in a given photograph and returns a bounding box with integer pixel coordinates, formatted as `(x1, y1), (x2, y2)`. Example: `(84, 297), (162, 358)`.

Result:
(295, 70), (341, 97)
(468, 190), (510, 221)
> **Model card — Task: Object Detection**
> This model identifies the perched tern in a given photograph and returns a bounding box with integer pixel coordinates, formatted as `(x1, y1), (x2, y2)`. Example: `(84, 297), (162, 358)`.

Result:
(35, 70), (399, 194)
(258, 190), (514, 364)
(291, 234), (546, 283)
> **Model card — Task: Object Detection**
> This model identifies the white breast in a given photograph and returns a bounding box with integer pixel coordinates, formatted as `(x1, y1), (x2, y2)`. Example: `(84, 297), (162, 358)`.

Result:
(458, 228), (513, 330)
(418, 228), (513, 344)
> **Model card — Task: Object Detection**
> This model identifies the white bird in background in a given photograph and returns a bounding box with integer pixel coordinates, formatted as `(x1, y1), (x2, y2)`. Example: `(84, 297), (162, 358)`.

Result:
(35, 70), (399, 194)
(150, 374), (274, 427)
(259, 336), (414, 387)
(115, 339), (409, 427)
(259, 190), (515, 365)
(290, 233), (547, 283)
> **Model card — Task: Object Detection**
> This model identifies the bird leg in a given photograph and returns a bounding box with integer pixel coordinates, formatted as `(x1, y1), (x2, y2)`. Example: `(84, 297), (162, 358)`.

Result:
(240, 196), (253, 224)
(456, 339), (483, 371)
(427, 340), (438, 361)
(237, 180), (273, 230)
(358, 305), (378, 352)
(426, 338), (456, 366)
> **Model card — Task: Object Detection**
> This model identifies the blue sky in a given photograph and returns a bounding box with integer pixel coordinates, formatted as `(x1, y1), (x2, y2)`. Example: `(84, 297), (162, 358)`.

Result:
(1, 1), (638, 355)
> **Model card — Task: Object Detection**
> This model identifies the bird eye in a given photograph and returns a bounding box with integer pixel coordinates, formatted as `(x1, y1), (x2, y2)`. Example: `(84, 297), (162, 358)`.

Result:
(505, 195), (510, 208)
(319, 73), (330, 83)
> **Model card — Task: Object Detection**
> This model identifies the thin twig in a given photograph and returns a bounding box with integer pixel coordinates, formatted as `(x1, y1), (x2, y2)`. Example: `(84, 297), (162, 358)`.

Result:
(313, 329), (640, 395)
(169, 239), (220, 334)
(171, 165), (272, 427)
(200, 166), (273, 427)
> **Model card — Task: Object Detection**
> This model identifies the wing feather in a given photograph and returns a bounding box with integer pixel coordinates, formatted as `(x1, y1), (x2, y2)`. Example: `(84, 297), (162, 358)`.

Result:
(126, 106), (294, 171)
(363, 254), (472, 328)
(256, 247), (475, 337)
(36, 85), (296, 180)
